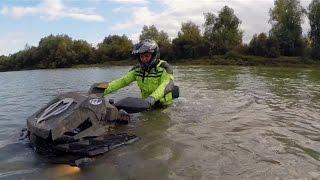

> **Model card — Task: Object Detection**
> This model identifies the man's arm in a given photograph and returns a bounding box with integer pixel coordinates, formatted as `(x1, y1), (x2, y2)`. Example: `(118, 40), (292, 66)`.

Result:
(103, 70), (136, 96)
(149, 68), (174, 101)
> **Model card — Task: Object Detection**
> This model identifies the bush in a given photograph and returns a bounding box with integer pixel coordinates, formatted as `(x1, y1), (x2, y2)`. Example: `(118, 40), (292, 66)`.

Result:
(224, 50), (242, 60)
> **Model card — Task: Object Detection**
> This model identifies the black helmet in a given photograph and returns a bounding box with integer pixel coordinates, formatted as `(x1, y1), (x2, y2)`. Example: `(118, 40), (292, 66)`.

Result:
(132, 39), (160, 69)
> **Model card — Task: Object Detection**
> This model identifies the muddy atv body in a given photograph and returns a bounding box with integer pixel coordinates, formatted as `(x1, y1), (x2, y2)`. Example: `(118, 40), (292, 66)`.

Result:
(26, 82), (179, 167)
(27, 92), (138, 160)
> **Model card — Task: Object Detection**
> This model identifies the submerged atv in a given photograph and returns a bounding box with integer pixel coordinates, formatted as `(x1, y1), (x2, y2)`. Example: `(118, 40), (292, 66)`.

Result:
(26, 83), (179, 167)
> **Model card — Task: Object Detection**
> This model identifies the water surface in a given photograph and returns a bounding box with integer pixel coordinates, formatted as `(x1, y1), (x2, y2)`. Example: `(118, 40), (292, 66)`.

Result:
(1, 65), (320, 179)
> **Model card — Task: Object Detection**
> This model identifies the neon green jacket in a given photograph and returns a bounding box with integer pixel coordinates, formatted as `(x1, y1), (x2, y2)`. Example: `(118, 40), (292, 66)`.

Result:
(104, 60), (174, 106)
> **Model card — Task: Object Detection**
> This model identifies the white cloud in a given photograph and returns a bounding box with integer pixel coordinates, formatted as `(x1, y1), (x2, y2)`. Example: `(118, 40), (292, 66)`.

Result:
(112, 7), (125, 13)
(128, 32), (140, 43)
(110, 0), (148, 4)
(0, 0), (104, 22)
(112, 6), (154, 30)
(1, 6), (9, 15)
(10, 6), (39, 18)
(112, 0), (312, 43)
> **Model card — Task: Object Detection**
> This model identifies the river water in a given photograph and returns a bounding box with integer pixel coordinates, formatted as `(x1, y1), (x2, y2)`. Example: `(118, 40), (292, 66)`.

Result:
(0, 65), (320, 179)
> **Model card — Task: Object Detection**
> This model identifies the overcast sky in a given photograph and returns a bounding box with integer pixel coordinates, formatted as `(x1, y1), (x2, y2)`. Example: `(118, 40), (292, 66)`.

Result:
(0, 0), (312, 56)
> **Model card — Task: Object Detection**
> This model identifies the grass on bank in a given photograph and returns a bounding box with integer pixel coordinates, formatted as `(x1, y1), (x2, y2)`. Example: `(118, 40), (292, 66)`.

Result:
(72, 55), (320, 69)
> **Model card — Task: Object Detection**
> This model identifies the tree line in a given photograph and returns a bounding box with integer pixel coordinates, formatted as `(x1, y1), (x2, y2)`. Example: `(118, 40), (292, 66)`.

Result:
(1, 0), (320, 71)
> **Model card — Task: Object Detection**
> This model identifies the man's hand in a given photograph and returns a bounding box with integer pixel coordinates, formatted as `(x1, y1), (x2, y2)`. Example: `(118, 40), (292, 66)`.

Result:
(96, 82), (109, 89)
(145, 96), (155, 108)
(88, 82), (109, 95)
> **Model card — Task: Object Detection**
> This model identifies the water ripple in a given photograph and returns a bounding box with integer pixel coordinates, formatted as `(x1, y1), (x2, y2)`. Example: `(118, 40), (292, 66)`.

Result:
(1, 66), (320, 179)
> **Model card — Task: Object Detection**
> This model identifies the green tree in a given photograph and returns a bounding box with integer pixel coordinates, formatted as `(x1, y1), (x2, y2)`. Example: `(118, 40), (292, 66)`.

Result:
(204, 6), (243, 56)
(72, 40), (95, 64)
(0, 35), (97, 70)
(0, 55), (7, 64)
(12, 47), (39, 69)
(308, 0), (320, 60)
(0, 44), (39, 71)
(269, 0), (305, 56)
(37, 34), (75, 68)
(140, 25), (159, 41)
(249, 33), (280, 58)
(0, 55), (9, 71)
(97, 35), (133, 62)
(172, 21), (206, 59)
(139, 25), (172, 59)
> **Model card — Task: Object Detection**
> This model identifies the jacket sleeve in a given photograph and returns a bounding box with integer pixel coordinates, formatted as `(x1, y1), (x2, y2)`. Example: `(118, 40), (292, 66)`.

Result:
(103, 70), (136, 96)
(150, 68), (174, 101)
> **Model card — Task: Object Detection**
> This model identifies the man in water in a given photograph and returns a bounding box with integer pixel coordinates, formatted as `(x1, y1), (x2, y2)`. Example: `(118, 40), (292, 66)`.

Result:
(103, 39), (175, 109)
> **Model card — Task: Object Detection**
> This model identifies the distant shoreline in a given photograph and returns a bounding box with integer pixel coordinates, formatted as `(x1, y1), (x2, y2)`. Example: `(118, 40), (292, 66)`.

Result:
(73, 56), (320, 68)
(1, 56), (320, 72)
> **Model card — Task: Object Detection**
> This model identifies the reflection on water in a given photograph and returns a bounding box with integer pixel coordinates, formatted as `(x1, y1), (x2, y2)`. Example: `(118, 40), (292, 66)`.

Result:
(177, 66), (240, 91)
(0, 65), (320, 179)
